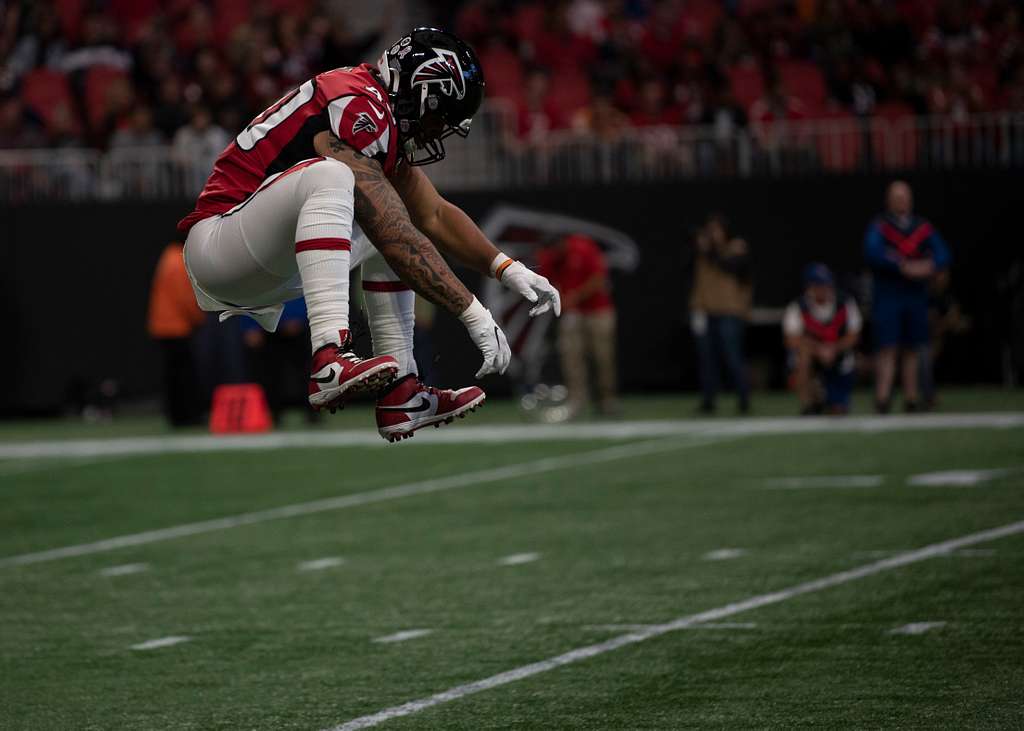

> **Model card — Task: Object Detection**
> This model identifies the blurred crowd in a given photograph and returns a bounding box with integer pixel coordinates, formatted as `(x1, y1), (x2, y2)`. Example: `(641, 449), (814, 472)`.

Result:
(2, 0), (1024, 153)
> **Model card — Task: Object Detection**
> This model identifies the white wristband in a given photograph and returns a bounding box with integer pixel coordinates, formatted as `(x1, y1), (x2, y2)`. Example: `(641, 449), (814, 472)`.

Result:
(458, 296), (489, 327)
(489, 252), (511, 278)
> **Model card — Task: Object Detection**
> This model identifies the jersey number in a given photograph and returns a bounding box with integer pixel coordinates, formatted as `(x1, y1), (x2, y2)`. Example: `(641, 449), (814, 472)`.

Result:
(236, 80), (316, 151)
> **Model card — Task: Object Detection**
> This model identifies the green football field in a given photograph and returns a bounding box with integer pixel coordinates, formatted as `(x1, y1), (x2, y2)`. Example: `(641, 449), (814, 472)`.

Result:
(2, 389), (1023, 729)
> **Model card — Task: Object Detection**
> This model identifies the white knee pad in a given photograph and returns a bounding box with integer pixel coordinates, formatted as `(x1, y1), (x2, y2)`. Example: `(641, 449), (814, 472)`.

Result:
(295, 158), (356, 244)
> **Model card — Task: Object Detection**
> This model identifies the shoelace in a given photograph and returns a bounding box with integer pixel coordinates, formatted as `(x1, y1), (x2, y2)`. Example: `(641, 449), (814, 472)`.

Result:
(338, 348), (368, 364)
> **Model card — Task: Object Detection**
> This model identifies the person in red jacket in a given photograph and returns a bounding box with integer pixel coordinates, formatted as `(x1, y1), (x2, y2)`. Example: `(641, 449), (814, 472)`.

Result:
(538, 233), (619, 417)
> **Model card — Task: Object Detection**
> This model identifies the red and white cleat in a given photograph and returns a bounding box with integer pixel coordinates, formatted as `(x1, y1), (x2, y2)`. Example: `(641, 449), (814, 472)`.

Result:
(376, 374), (486, 442)
(308, 331), (398, 412)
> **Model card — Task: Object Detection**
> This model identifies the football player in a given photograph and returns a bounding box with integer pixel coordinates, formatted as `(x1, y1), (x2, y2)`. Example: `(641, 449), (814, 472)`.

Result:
(178, 28), (560, 441)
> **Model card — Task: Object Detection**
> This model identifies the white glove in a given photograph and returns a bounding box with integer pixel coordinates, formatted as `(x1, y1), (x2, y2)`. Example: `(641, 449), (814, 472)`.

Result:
(492, 254), (562, 318)
(459, 296), (511, 379)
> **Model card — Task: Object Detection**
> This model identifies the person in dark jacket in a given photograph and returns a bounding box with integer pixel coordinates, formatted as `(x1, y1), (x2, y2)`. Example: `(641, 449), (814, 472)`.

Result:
(689, 213), (753, 414)
(864, 181), (951, 413)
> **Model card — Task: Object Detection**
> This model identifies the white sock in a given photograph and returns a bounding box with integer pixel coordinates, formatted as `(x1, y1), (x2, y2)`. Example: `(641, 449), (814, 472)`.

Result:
(297, 248), (350, 352)
(362, 251), (417, 376)
(363, 286), (417, 377)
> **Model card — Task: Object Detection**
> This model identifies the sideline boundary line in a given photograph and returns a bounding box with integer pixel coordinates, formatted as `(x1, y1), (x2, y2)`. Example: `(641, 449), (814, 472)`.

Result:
(1, 412), (1021, 461)
(0, 436), (729, 570)
(327, 518), (1024, 730)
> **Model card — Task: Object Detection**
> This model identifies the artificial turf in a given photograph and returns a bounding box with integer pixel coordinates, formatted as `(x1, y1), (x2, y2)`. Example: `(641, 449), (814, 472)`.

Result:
(0, 393), (1022, 729)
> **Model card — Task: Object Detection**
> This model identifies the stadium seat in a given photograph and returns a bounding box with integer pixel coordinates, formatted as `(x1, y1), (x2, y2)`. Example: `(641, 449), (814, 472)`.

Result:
(109, 0), (160, 42)
(812, 106), (862, 172)
(547, 65), (591, 119)
(20, 68), (81, 134)
(728, 61), (765, 110)
(53, 0), (84, 41)
(478, 44), (525, 107)
(214, 0), (250, 45)
(779, 60), (828, 112)
(84, 65), (130, 130)
(675, 0), (723, 45)
(872, 101), (918, 169)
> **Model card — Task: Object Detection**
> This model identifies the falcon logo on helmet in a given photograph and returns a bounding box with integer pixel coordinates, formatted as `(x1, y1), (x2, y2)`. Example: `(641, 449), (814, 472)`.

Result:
(377, 27), (485, 166)
(410, 49), (467, 100)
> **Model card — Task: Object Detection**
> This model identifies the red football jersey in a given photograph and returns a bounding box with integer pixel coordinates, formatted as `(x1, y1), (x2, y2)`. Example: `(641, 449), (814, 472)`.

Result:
(537, 234), (613, 314)
(177, 64), (399, 233)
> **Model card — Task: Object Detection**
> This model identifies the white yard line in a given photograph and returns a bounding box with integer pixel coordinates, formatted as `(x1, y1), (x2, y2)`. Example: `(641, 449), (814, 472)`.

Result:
(907, 468), (1014, 487)
(702, 548), (747, 561)
(373, 629), (433, 644)
(0, 455), (121, 477)
(298, 557), (346, 572)
(325, 518), (1024, 731)
(763, 475), (884, 489)
(1, 412), (1021, 461)
(0, 435), (730, 570)
(129, 635), (191, 651)
(855, 548), (998, 559)
(299, 556), (346, 569)
(953, 548), (997, 557)
(497, 552), (541, 566)
(585, 622), (756, 632)
(99, 562), (149, 577)
(888, 622), (946, 636)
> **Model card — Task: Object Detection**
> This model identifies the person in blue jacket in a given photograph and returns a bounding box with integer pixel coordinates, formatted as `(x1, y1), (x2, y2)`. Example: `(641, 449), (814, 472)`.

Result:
(864, 181), (951, 413)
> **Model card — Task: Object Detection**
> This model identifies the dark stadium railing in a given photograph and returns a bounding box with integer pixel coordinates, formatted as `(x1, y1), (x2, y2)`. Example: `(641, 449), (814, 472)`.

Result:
(1, 108), (1022, 201)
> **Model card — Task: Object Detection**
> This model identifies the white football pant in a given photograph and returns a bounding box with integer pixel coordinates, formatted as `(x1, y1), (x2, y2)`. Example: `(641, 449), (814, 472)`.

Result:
(183, 156), (417, 377)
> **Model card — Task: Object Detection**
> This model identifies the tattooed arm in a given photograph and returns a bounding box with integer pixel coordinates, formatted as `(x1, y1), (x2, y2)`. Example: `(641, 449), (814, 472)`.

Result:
(312, 131), (471, 315)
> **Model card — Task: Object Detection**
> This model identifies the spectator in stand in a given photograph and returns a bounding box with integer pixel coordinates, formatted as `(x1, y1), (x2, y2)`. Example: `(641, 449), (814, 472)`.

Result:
(109, 104), (162, 194)
(173, 106), (230, 195)
(93, 74), (136, 148)
(0, 94), (44, 148)
(689, 213), (752, 415)
(147, 242), (206, 426)
(108, 105), (162, 149)
(538, 233), (619, 418)
(516, 67), (566, 143)
(630, 78), (683, 127)
(152, 77), (189, 140)
(572, 89), (629, 141)
(783, 263), (862, 415)
(5, 0), (1024, 157)
(864, 180), (951, 413)
(750, 78), (807, 144)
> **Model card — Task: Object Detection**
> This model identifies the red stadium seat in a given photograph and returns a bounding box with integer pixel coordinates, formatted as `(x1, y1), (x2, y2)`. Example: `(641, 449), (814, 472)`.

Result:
(547, 65), (591, 118)
(109, 0), (160, 42)
(20, 68), (80, 134)
(214, 0), (250, 45)
(478, 44), (525, 107)
(778, 60), (828, 112)
(675, 0), (723, 45)
(871, 101), (918, 169)
(812, 106), (862, 172)
(84, 65), (129, 130)
(728, 61), (765, 110)
(53, 0), (84, 42)
(21, 69), (71, 117)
